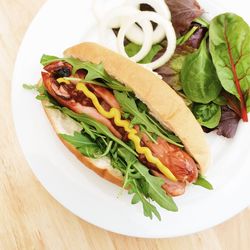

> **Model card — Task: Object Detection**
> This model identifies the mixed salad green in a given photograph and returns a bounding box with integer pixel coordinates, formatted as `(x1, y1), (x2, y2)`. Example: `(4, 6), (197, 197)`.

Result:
(125, 1), (250, 138)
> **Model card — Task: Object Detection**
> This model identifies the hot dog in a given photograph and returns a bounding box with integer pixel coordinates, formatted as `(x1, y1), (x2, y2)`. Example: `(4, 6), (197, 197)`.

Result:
(38, 42), (210, 219)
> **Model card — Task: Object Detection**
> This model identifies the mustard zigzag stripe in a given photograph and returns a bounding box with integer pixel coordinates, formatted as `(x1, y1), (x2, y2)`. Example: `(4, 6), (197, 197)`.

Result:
(76, 82), (177, 182)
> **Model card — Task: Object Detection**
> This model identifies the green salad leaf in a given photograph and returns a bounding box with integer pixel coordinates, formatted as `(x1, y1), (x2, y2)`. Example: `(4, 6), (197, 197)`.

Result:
(40, 55), (132, 92)
(133, 162), (177, 212)
(22, 84), (38, 90)
(60, 132), (103, 158)
(118, 148), (177, 220)
(193, 174), (213, 190)
(213, 95), (227, 106)
(193, 17), (209, 28)
(209, 13), (250, 99)
(154, 45), (195, 107)
(40, 54), (59, 66)
(60, 132), (95, 148)
(246, 89), (250, 112)
(209, 13), (250, 121)
(125, 43), (162, 64)
(181, 35), (222, 104)
(129, 179), (161, 220)
(60, 107), (137, 155)
(192, 103), (221, 129)
(177, 26), (199, 45)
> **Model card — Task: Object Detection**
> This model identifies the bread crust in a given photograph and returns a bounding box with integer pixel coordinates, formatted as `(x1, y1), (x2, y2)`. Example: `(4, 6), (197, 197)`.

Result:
(41, 100), (123, 187)
(64, 42), (210, 173)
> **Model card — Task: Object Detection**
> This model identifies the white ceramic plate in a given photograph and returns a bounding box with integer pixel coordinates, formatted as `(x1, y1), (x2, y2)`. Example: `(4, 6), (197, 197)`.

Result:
(12, 0), (250, 238)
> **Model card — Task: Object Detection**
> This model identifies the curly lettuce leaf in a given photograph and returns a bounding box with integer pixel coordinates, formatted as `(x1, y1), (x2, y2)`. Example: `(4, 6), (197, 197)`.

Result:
(192, 103), (221, 129)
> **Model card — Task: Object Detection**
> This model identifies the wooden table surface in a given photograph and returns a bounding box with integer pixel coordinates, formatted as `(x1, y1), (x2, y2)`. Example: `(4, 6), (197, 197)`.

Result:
(1, 0), (250, 249)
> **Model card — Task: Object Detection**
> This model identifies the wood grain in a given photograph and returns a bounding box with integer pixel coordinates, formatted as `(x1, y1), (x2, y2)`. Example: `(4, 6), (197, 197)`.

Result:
(0, 0), (250, 249)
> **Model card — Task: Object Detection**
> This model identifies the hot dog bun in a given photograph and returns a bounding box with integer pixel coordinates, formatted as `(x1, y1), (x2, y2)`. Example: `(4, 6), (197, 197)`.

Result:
(63, 42), (210, 173)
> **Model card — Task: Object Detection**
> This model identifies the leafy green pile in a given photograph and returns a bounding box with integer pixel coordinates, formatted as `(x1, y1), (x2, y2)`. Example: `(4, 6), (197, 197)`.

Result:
(181, 13), (250, 135)
(131, 13), (249, 138)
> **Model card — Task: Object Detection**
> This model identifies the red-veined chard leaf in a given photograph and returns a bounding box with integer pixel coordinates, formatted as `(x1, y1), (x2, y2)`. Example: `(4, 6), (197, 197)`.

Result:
(209, 13), (250, 122)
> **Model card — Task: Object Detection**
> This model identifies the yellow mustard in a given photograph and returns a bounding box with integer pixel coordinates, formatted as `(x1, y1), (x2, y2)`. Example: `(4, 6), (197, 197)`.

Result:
(57, 78), (70, 84)
(76, 82), (177, 182)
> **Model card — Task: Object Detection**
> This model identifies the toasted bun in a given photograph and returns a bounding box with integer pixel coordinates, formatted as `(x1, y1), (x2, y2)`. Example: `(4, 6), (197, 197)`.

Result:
(42, 100), (123, 187)
(64, 42), (210, 173)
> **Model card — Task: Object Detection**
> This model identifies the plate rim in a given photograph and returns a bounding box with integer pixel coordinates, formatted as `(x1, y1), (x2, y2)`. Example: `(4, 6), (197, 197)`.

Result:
(11, 0), (250, 238)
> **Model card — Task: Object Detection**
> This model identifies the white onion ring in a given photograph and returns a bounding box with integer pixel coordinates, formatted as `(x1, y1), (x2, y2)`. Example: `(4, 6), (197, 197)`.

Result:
(124, 0), (171, 44)
(127, 0), (171, 20)
(118, 12), (176, 70)
(125, 21), (165, 45)
(98, 7), (136, 51)
(118, 16), (153, 62)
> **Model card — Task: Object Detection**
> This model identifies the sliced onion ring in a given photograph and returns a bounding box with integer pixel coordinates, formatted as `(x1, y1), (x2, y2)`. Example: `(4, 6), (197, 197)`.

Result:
(117, 16), (154, 62)
(118, 12), (176, 70)
(127, 0), (171, 20)
(124, 0), (171, 44)
(125, 21), (165, 45)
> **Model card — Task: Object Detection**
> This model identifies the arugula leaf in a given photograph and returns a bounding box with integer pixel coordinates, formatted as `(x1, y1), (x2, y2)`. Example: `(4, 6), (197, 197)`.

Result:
(192, 103), (221, 129)
(125, 43), (163, 64)
(40, 54), (60, 66)
(134, 162), (177, 211)
(177, 26), (199, 45)
(97, 141), (113, 158)
(129, 179), (161, 220)
(194, 17), (209, 28)
(60, 132), (103, 158)
(132, 179), (162, 220)
(118, 148), (178, 212)
(22, 84), (37, 90)
(139, 126), (157, 143)
(80, 122), (97, 140)
(22, 83), (58, 104)
(63, 57), (131, 92)
(60, 107), (137, 155)
(193, 174), (213, 190)
(60, 132), (95, 147)
(145, 114), (182, 143)
(114, 91), (183, 147)
(110, 156), (127, 175)
(40, 55), (131, 92)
